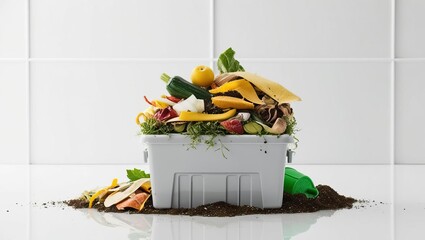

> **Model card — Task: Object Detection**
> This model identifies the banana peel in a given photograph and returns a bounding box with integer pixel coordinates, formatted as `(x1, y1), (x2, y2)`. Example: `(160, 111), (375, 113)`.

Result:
(209, 79), (263, 104)
(89, 178), (119, 208)
(231, 72), (301, 104)
(168, 109), (237, 122)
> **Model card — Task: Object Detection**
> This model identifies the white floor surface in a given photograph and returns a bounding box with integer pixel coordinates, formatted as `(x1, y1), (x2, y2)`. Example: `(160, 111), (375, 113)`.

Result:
(0, 165), (423, 240)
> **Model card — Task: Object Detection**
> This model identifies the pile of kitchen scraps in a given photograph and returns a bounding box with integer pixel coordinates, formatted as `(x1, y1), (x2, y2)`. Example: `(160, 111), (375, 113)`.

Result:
(65, 169), (357, 217)
(136, 47), (301, 143)
(65, 48), (357, 216)
(66, 184), (357, 217)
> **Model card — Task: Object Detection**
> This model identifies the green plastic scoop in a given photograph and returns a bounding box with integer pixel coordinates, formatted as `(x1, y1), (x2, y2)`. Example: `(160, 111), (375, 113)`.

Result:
(284, 167), (319, 199)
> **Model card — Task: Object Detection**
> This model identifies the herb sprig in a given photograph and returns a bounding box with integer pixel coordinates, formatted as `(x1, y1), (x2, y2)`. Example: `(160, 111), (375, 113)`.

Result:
(139, 118), (173, 135)
(185, 121), (227, 149)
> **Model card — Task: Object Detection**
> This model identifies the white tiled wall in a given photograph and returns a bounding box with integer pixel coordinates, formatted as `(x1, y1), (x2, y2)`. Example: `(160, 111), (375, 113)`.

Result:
(0, 0), (423, 164)
(215, 0), (391, 58)
(30, 0), (210, 58)
(395, 62), (425, 164)
(395, 0), (425, 58)
(0, 62), (28, 164)
(0, 0), (27, 58)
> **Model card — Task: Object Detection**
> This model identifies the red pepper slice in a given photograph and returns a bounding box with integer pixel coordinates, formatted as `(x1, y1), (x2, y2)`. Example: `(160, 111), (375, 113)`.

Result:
(144, 96), (156, 107)
(166, 96), (181, 103)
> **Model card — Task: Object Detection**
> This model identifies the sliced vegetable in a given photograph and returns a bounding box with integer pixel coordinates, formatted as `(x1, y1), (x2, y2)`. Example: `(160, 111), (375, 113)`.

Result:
(179, 109), (237, 121)
(211, 96), (254, 110)
(172, 95), (204, 114)
(104, 178), (149, 207)
(161, 73), (211, 100)
(116, 191), (151, 211)
(256, 118), (287, 135)
(144, 96), (172, 109)
(236, 112), (251, 121)
(231, 72), (301, 104)
(220, 118), (244, 134)
(161, 95), (181, 103)
(153, 106), (178, 122)
(243, 121), (263, 134)
(217, 47), (245, 74)
(172, 122), (186, 132)
(209, 79), (263, 104)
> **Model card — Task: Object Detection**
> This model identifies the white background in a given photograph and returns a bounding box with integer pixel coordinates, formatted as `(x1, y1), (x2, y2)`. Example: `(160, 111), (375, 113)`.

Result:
(0, 0), (424, 165)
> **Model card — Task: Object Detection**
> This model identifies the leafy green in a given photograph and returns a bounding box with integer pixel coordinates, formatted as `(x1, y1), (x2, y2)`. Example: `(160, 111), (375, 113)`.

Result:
(185, 121), (227, 149)
(127, 168), (150, 181)
(139, 118), (173, 135)
(284, 117), (299, 148)
(284, 116), (298, 136)
(217, 47), (245, 74)
(138, 118), (228, 150)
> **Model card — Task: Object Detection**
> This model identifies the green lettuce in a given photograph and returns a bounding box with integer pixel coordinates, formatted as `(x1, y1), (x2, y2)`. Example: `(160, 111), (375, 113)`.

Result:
(126, 168), (150, 181)
(217, 47), (245, 74)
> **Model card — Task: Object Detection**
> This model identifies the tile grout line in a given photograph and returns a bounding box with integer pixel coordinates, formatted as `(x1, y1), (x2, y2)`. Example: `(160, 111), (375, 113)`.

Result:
(209, 0), (215, 68)
(1, 57), (425, 62)
(390, 0), (396, 239)
(26, 0), (32, 239)
(26, 0), (31, 165)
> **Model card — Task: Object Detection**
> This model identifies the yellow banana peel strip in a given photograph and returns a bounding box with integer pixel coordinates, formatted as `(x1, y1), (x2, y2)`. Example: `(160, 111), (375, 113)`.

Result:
(211, 96), (254, 109)
(231, 72), (301, 104)
(136, 107), (155, 125)
(89, 178), (119, 208)
(179, 109), (237, 121)
(209, 79), (263, 104)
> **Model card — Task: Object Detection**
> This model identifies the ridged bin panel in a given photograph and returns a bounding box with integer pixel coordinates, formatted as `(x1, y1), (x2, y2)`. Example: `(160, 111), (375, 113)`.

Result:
(143, 134), (293, 209)
(171, 173), (261, 208)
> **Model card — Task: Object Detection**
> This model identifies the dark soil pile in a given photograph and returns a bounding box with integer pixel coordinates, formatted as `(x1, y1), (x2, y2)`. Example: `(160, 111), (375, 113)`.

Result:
(65, 185), (357, 217)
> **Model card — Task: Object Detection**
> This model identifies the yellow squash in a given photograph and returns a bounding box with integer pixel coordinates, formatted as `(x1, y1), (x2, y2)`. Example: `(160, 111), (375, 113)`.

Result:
(231, 72), (301, 104)
(211, 96), (254, 110)
(209, 79), (263, 104)
(179, 109), (236, 121)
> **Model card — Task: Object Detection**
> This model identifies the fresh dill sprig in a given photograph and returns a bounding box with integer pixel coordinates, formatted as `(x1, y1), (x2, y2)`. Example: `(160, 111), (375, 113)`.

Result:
(185, 121), (227, 149)
(284, 116), (300, 148)
(139, 118), (173, 135)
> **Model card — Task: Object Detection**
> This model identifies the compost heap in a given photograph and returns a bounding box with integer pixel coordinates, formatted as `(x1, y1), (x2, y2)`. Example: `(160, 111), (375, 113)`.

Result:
(136, 47), (301, 139)
(66, 183), (357, 217)
(65, 48), (357, 216)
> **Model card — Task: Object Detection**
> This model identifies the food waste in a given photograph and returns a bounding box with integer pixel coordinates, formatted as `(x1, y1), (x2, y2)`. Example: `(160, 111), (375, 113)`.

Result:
(80, 169), (152, 211)
(79, 48), (302, 212)
(136, 48), (301, 142)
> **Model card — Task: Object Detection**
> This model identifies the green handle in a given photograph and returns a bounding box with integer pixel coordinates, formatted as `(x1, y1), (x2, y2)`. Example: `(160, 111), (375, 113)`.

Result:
(284, 167), (319, 199)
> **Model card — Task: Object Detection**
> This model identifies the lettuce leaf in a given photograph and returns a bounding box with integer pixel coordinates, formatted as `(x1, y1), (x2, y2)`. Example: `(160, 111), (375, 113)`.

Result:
(126, 168), (150, 181)
(217, 48), (245, 74)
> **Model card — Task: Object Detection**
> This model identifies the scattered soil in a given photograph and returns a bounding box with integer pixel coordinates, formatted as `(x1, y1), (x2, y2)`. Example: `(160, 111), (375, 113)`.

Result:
(65, 185), (358, 217)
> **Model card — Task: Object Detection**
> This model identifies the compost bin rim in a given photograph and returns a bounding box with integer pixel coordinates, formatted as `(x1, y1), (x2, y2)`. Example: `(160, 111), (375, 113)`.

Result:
(140, 134), (294, 144)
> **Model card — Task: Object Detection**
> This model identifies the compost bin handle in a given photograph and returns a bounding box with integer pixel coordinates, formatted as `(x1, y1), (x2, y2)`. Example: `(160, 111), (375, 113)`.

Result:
(287, 149), (294, 163)
(143, 148), (148, 163)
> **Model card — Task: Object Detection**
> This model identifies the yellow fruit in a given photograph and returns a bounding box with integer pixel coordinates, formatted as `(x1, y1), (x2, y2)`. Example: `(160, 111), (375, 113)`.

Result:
(191, 65), (214, 87)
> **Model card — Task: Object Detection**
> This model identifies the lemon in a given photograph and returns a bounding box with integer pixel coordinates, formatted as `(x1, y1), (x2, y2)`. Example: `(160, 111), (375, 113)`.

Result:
(190, 65), (214, 87)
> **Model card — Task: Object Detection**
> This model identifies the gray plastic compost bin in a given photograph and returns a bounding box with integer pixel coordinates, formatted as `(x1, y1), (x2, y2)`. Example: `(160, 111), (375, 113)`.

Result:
(141, 134), (294, 209)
